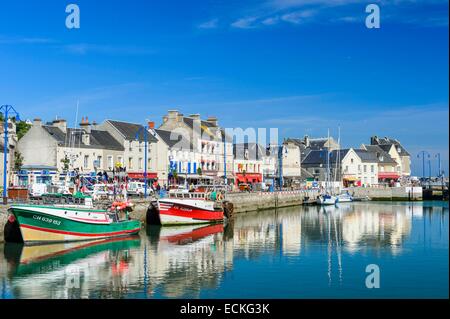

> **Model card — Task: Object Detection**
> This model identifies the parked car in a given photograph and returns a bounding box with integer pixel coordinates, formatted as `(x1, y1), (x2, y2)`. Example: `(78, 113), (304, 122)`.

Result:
(128, 182), (154, 197)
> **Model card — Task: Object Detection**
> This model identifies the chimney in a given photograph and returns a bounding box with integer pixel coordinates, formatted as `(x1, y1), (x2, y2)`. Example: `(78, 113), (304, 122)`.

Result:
(177, 113), (184, 123)
(304, 135), (310, 147)
(370, 136), (379, 145)
(80, 116), (92, 134)
(206, 116), (218, 127)
(52, 119), (67, 133)
(189, 114), (201, 120)
(167, 110), (179, 120)
(33, 118), (42, 127)
(163, 116), (168, 123)
(148, 121), (155, 129)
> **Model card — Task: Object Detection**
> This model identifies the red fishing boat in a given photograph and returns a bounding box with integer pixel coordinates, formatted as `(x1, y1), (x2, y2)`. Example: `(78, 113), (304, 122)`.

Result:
(147, 189), (225, 226)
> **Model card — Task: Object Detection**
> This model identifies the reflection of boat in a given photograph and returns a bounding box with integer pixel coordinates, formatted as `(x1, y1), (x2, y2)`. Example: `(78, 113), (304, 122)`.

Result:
(337, 193), (353, 203)
(4, 236), (141, 278)
(6, 203), (142, 244)
(147, 189), (224, 226)
(317, 194), (338, 205)
(158, 224), (224, 245)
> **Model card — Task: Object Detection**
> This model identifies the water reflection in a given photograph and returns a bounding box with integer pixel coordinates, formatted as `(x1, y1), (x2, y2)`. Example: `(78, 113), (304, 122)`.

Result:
(0, 202), (448, 299)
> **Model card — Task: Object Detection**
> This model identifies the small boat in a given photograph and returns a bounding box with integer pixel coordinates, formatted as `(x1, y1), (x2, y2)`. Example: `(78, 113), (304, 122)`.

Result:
(317, 194), (338, 205)
(147, 189), (225, 226)
(337, 192), (353, 203)
(5, 193), (142, 245)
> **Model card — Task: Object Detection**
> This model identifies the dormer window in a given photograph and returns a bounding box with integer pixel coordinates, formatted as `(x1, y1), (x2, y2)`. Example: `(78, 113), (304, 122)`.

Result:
(397, 147), (402, 154)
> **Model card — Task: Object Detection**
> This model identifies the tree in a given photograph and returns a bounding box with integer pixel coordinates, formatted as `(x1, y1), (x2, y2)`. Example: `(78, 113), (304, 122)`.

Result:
(14, 151), (24, 171)
(61, 156), (70, 172)
(197, 167), (202, 176)
(16, 121), (31, 140)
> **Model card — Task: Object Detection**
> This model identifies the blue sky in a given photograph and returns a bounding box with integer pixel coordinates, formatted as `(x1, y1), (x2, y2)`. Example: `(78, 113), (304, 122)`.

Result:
(0, 0), (448, 175)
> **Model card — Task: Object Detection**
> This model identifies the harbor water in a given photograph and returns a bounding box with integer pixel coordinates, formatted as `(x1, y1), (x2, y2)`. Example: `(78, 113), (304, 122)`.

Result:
(0, 201), (448, 299)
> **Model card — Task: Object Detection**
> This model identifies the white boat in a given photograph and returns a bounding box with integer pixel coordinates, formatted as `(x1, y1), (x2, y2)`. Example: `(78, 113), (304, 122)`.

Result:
(337, 193), (353, 203)
(317, 194), (338, 205)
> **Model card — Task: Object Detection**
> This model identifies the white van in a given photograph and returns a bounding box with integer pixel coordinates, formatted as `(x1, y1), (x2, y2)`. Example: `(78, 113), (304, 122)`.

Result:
(128, 182), (153, 196)
(29, 183), (48, 198)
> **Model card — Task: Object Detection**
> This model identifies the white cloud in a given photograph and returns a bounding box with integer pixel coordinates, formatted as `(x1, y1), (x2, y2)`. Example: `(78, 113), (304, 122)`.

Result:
(262, 16), (280, 25)
(231, 17), (259, 29)
(281, 9), (317, 24)
(198, 19), (219, 29)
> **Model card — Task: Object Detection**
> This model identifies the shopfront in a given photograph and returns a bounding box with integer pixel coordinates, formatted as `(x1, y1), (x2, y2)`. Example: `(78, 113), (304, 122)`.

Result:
(343, 176), (361, 187)
(235, 173), (263, 185)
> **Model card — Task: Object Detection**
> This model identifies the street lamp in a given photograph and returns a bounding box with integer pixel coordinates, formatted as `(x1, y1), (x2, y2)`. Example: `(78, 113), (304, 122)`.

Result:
(1, 105), (20, 204)
(136, 124), (149, 199)
(417, 151), (430, 179)
(435, 153), (442, 177)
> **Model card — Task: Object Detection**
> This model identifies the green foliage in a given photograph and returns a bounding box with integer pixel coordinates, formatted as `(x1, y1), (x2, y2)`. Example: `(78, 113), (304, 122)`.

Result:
(16, 121), (31, 140)
(61, 156), (70, 171)
(14, 151), (24, 171)
(197, 167), (203, 176)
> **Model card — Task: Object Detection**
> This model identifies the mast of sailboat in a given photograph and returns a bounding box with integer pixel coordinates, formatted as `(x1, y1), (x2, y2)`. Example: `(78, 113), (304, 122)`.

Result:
(334, 126), (341, 192)
(326, 129), (330, 193)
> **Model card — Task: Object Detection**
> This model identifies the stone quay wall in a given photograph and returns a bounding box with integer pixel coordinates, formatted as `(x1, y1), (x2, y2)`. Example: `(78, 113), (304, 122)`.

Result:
(225, 190), (319, 214)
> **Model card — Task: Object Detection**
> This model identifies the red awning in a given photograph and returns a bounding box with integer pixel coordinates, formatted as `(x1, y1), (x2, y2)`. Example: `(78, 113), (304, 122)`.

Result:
(378, 172), (400, 179)
(128, 172), (158, 179)
(235, 173), (262, 183)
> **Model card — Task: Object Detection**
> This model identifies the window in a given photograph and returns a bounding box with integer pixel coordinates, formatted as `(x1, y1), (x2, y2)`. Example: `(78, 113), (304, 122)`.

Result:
(129, 157), (133, 169)
(363, 165), (367, 173)
(371, 177), (375, 184)
(351, 158), (354, 164)
(96, 156), (102, 168)
(139, 158), (143, 170)
(358, 165), (361, 172)
(371, 165), (374, 173)
(84, 155), (89, 169)
(345, 166), (348, 172)
(108, 156), (113, 169)
(118, 156), (123, 166)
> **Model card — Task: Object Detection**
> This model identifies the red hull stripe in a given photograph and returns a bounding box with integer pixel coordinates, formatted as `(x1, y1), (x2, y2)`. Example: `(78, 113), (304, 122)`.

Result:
(160, 208), (223, 220)
(162, 224), (224, 243)
(21, 224), (141, 237)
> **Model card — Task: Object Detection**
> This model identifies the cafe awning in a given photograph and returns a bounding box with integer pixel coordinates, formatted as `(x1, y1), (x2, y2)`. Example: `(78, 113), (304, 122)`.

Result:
(378, 172), (400, 179)
(343, 176), (359, 181)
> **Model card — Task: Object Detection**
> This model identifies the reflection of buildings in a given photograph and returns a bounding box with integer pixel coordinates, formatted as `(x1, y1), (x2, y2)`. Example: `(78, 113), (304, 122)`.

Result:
(341, 204), (412, 254)
(1, 201), (436, 299)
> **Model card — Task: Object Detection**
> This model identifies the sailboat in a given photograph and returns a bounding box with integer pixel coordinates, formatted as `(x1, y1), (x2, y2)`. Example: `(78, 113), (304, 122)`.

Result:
(317, 129), (338, 205)
(334, 127), (353, 203)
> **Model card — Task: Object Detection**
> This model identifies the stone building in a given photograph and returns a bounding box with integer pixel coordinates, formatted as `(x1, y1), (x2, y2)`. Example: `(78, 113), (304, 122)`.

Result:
(17, 118), (124, 186)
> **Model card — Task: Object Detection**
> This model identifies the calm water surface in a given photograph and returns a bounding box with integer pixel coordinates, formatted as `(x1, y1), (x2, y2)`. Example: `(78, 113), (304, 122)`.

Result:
(0, 201), (448, 299)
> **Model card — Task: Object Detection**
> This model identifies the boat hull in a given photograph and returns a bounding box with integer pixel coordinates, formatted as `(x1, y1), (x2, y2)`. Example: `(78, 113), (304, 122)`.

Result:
(317, 195), (338, 205)
(152, 200), (224, 226)
(9, 205), (142, 245)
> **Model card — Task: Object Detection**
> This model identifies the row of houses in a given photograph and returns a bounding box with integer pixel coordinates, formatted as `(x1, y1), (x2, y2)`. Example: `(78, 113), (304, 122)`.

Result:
(2, 110), (411, 189)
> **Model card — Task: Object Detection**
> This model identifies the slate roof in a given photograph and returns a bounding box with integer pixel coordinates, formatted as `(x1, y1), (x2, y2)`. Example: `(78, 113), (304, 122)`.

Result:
(371, 136), (410, 156)
(302, 149), (350, 165)
(362, 145), (398, 164)
(182, 117), (221, 141)
(233, 143), (265, 160)
(155, 129), (194, 151)
(107, 120), (158, 143)
(43, 126), (124, 151)
(354, 149), (381, 163)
